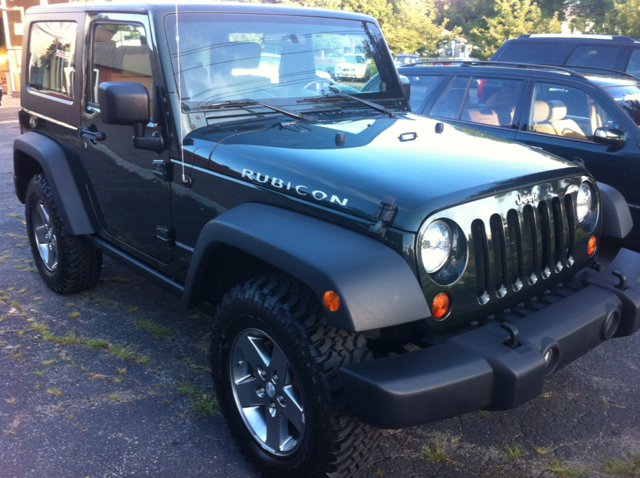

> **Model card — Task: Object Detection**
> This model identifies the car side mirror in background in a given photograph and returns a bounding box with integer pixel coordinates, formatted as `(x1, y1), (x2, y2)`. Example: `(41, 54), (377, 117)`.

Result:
(98, 82), (164, 153)
(593, 127), (626, 147)
(399, 75), (410, 102)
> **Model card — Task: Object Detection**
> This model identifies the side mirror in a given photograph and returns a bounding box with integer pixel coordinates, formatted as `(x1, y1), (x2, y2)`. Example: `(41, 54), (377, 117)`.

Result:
(399, 75), (411, 102)
(98, 82), (164, 152)
(593, 127), (626, 147)
(99, 82), (149, 125)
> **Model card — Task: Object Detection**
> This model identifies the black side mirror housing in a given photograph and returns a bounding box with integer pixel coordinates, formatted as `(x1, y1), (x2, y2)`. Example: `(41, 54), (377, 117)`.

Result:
(98, 82), (164, 152)
(399, 75), (411, 102)
(593, 127), (626, 147)
(99, 82), (150, 125)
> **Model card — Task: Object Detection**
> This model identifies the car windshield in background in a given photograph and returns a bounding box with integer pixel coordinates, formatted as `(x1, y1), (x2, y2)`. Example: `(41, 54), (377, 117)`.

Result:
(604, 85), (640, 128)
(164, 13), (399, 110)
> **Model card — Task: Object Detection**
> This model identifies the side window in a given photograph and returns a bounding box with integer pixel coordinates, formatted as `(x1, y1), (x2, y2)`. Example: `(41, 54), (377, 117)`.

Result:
(429, 76), (470, 119)
(90, 23), (153, 105)
(625, 49), (640, 78)
(529, 83), (619, 140)
(28, 22), (77, 100)
(406, 75), (443, 111)
(566, 45), (618, 69)
(460, 77), (523, 127)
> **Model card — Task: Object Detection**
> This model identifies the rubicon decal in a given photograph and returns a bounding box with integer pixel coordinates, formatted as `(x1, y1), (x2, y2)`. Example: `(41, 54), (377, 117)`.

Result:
(242, 169), (349, 207)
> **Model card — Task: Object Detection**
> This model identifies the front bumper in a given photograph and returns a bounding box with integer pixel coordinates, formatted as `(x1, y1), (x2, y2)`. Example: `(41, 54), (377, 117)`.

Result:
(340, 249), (640, 429)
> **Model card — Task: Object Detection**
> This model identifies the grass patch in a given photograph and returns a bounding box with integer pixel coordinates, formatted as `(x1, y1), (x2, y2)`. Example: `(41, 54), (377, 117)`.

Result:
(95, 297), (119, 307)
(86, 338), (110, 349)
(109, 344), (149, 365)
(127, 306), (138, 313)
(422, 440), (453, 465)
(602, 455), (640, 476)
(504, 443), (522, 461)
(546, 458), (586, 477)
(534, 446), (550, 455)
(46, 387), (64, 396)
(135, 319), (172, 337)
(177, 381), (217, 415)
(68, 311), (81, 319)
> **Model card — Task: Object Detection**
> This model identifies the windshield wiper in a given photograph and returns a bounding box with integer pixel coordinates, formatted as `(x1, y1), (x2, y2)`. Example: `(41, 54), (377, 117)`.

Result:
(298, 93), (394, 117)
(192, 99), (313, 122)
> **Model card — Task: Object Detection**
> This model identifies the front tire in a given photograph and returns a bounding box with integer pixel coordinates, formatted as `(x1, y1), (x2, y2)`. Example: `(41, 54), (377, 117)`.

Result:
(25, 173), (102, 294)
(212, 275), (380, 478)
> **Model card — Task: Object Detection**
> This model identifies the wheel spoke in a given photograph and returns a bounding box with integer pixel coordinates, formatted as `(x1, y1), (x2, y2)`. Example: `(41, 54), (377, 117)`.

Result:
(234, 377), (265, 408)
(264, 408), (286, 452)
(236, 333), (270, 370)
(36, 203), (50, 226)
(281, 385), (305, 433)
(268, 344), (289, 375)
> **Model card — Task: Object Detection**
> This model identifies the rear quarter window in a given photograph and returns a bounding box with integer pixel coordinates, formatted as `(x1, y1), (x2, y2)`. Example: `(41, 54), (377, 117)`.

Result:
(566, 45), (619, 69)
(491, 41), (568, 64)
(27, 22), (77, 100)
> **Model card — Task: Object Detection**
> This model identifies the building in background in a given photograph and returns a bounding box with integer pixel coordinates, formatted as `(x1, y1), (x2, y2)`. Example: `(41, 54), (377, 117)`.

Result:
(1, 0), (69, 96)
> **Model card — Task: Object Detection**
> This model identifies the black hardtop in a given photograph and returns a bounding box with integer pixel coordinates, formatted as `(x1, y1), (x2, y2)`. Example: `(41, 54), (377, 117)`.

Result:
(24, 0), (374, 22)
(397, 62), (638, 87)
(515, 34), (640, 43)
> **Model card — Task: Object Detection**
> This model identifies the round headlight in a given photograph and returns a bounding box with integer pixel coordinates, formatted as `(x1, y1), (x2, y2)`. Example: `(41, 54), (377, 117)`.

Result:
(420, 220), (452, 273)
(576, 182), (594, 224)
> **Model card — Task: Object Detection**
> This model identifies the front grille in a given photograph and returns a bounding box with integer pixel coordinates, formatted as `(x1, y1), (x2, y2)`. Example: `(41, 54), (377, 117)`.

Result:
(471, 191), (577, 303)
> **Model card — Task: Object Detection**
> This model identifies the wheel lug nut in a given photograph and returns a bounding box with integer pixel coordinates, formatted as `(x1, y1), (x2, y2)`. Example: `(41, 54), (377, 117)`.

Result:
(269, 403), (276, 417)
(256, 387), (266, 398)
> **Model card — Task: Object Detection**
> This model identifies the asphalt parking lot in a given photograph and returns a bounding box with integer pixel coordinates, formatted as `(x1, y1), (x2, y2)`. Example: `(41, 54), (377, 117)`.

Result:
(0, 92), (639, 478)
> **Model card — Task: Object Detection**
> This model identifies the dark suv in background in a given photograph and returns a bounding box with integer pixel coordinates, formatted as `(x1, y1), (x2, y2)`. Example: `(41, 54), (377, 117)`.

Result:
(491, 34), (640, 78)
(397, 62), (640, 248)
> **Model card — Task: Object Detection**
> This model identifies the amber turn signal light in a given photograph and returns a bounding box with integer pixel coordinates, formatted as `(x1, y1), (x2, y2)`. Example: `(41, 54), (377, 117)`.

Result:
(431, 292), (450, 320)
(323, 290), (341, 312)
(588, 235), (597, 256)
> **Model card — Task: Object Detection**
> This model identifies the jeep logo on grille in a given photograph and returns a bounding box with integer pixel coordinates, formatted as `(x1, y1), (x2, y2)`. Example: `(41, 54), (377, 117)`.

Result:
(515, 192), (538, 206)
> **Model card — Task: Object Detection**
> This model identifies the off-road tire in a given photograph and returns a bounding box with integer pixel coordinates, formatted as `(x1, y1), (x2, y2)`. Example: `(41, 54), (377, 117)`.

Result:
(25, 173), (102, 294)
(212, 274), (381, 478)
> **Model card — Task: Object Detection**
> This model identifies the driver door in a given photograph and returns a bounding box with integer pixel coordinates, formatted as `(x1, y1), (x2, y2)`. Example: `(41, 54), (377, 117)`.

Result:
(81, 15), (173, 264)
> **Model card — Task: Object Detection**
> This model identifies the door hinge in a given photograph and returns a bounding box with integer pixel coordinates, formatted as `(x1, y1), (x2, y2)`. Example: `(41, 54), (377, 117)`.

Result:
(156, 226), (175, 247)
(369, 195), (398, 238)
(153, 160), (173, 182)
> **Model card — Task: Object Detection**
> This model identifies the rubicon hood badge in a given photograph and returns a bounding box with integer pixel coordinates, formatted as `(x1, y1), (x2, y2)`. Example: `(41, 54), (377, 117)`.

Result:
(515, 192), (538, 206)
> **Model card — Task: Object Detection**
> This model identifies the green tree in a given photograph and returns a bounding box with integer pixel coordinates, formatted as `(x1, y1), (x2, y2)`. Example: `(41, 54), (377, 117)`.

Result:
(566, 0), (615, 33)
(606, 0), (640, 37)
(384, 0), (458, 55)
(470, 0), (562, 59)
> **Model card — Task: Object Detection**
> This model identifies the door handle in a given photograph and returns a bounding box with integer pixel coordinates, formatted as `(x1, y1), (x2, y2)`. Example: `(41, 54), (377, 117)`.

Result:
(77, 126), (106, 142)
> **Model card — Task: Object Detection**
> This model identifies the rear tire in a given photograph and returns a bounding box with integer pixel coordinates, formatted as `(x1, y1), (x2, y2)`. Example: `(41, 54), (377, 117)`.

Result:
(25, 173), (102, 294)
(211, 274), (380, 478)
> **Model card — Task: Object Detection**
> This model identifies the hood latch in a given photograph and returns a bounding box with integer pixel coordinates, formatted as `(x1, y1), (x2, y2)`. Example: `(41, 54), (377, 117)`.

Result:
(369, 195), (398, 238)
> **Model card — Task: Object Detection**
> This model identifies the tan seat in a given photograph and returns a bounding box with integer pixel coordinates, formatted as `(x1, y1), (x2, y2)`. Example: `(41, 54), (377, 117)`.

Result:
(531, 100), (587, 139)
(548, 100), (587, 139)
(462, 108), (500, 125)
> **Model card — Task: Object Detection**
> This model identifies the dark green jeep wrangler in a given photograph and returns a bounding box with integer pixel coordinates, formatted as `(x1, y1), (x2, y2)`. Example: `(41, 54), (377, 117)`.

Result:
(13, 2), (640, 477)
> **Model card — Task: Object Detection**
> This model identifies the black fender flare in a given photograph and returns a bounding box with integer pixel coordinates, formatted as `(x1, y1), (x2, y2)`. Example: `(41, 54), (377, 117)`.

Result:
(597, 182), (633, 239)
(14, 132), (94, 235)
(183, 203), (431, 332)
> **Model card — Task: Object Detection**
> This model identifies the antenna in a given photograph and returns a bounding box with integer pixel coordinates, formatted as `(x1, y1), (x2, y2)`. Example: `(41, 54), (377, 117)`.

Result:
(175, 3), (187, 184)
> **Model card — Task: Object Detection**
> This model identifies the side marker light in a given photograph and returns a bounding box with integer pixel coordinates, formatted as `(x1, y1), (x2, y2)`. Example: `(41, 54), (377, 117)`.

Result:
(323, 290), (341, 312)
(431, 292), (450, 320)
(588, 235), (597, 256)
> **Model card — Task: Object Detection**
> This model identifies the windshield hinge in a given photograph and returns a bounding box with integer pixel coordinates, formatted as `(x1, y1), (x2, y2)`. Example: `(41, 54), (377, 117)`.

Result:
(156, 226), (175, 247)
(369, 195), (398, 238)
(153, 160), (173, 182)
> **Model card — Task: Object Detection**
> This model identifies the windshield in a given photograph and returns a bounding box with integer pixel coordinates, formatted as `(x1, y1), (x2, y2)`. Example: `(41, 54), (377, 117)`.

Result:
(164, 13), (401, 110)
(604, 84), (640, 128)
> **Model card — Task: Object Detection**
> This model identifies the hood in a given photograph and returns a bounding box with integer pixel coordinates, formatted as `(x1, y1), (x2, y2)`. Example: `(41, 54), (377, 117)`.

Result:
(187, 113), (577, 232)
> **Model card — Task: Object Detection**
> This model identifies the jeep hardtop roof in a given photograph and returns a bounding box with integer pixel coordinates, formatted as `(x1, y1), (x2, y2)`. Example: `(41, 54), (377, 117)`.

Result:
(25, 0), (374, 23)
(514, 33), (640, 43)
